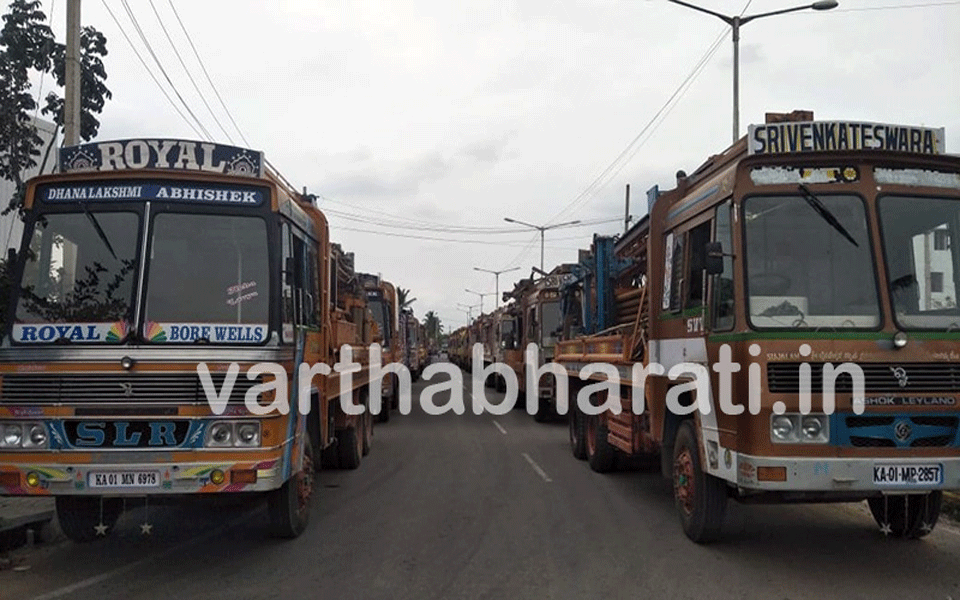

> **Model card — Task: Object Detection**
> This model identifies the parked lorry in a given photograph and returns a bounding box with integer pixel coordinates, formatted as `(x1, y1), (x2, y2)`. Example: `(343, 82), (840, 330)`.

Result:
(0, 139), (373, 541)
(556, 112), (960, 542)
(361, 275), (402, 421)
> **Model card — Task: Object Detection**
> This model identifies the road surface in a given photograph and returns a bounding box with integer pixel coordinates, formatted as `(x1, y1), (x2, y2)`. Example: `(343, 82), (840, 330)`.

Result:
(3, 370), (960, 600)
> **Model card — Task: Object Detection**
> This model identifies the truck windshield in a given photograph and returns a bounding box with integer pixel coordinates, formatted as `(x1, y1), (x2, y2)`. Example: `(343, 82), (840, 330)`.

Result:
(744, 194), (880, 329)
(879, 195), (960, 330)
(144, 213), (268, 327)
(368, 298), (390, 346)
(14, 211), (139, 330)
(541, 301), (561, 345)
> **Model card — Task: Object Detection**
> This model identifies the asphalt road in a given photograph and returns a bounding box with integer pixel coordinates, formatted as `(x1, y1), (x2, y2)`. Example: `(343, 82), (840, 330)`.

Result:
(3, 368), (960, 600)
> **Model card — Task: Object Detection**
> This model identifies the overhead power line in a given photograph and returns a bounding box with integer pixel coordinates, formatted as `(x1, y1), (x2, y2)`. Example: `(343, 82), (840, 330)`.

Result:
(147, 0), (234, 144)
(118, 0), (213, 140)
(100, 0), (206, 139)
(166, 0), (251, 146)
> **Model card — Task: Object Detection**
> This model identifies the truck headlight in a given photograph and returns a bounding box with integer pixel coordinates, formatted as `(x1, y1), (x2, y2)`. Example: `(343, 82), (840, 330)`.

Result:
(800, 415), (829, 443)
(771, 413), (829, 444)
(771, 415), (797, 442)
(0, 422), (48, 449)
(205, 421), (261, 448)
(236, 422), (260, 447)
(206, 422), (233, 447)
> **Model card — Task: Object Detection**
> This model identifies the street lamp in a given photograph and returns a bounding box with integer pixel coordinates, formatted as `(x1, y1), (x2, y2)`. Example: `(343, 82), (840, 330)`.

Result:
(503, 217), (581, 272)
(457, 302), (478, 323)
(667, 0), (838, 144)
(474, 266), (521, 311)
(464, 288), (495, 316)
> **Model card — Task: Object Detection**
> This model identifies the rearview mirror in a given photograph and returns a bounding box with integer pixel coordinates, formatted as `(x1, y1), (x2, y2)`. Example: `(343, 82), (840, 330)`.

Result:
(705, 241), (724, 275)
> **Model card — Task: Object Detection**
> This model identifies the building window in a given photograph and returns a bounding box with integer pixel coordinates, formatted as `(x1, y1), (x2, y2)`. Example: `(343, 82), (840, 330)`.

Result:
(935, 229), (950, 251)
(931, 271), (944, 293)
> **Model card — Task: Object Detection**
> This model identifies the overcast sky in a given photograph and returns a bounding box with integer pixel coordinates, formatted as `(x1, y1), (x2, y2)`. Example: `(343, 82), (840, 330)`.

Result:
(30, 0), (960, 331)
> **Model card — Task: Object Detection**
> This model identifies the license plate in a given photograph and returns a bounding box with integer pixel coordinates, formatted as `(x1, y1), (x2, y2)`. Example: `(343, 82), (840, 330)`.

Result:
(873, 464), (943, 486)
(88, 471), (160, 488)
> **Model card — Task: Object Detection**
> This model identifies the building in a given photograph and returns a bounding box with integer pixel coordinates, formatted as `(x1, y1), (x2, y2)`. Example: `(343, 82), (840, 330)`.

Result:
(0, 117), (58, 251)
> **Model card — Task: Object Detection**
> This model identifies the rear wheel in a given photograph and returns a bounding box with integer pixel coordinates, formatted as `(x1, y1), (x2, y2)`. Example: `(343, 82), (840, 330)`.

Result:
(56, 496), (123, 543)
(338, 425), (362, 470)
(586, 412), (616, 472)
(672, 421), (727, 543)
(269, 441), (314, 538)
(867, 492), (942, 539)
(361, 410), (372, 457)
(569, 406), (587, 460)
(533, 397), (551, 423)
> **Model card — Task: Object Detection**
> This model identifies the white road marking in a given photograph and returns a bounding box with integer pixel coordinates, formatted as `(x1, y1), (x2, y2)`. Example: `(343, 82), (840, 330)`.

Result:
(30, 510), (258, 600)
(522, 453), (553, 483)
(492, 420), (507, 435)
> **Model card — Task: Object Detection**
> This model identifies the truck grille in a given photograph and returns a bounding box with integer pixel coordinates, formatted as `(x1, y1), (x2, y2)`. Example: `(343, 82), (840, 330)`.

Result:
(0, 373), (256, 405)
(836, 414), (959, 448)
(767, 362), (960, 394)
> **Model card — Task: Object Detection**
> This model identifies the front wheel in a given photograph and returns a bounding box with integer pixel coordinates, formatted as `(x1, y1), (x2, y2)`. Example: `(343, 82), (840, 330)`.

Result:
(56, 496), (124, 543)
(586, 413), (616, 473)
(269, 441), (314, 538)
(672, 421), (727, 543)
(867, 492), (942, 539)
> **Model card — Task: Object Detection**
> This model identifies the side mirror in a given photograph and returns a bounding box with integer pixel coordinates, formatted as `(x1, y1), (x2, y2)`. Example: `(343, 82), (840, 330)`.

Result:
(705, 241), (724, 275)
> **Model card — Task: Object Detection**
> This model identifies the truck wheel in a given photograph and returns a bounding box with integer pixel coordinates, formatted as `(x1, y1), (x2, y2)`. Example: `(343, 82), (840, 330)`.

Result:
(338, 425), (362, 470)
(867, 492), (942, 539)
(586, 413), (616, 472)
(673, 421), (727, 543)
(269, 441), (314, 538)
(376, 394), (391, 423)
(533, 397), (551, 423)
(362, 411), (372, 457)
(569, 407), (587, 460)
(56, 496), (123, 543)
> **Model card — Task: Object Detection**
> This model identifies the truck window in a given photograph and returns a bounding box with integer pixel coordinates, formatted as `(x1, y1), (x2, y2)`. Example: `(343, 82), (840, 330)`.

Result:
(712, 200), (735, 331)
(685, 220), (711, 309)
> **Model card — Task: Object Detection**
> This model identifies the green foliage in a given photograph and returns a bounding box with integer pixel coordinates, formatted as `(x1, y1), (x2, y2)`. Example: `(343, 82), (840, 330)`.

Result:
(423, 310), (442, 347)
(0, 0), (111, 213)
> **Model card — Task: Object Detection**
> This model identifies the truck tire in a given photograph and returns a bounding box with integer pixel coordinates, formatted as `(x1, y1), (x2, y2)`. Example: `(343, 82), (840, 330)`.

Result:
(533, 397), (551, 423)
(586, 413), (616, 472)
(269, 441), (314, 538)
(867, 491), (942, 539)
(338, 425), (362, 470)
(673, 421), (727, 543)
(362, 410), (372, 457)
(569, 407), (587, 460)
(56, 496), (123, 543)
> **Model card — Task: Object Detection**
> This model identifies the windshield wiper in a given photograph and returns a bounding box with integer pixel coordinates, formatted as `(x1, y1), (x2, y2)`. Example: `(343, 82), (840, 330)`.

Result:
(78, 202), (118, 260)
(797, 184), (859, 247)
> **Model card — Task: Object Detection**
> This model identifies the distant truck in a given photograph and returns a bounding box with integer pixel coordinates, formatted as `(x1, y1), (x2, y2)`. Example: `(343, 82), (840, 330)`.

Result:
(360, 275), (402, 421)
(556, 113), (960, 542)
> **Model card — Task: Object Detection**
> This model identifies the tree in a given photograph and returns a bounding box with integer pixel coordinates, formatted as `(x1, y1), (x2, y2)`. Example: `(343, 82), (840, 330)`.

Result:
(396, 286), (416, 310)
(0, 0), (111, 214)
(424, 310), (442, 349)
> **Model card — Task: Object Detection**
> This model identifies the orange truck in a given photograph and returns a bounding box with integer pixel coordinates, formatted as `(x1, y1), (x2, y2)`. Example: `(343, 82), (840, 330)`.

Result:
(557, 113), (960, 542)
(0, 139), (373, 541)
(360, 274), (402, 421)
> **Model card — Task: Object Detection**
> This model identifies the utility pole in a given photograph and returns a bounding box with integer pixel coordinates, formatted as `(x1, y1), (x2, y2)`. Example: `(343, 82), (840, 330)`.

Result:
(473, 266), (520, 311)
(64, 0), (82, 146)
(624, 184), (631, 233)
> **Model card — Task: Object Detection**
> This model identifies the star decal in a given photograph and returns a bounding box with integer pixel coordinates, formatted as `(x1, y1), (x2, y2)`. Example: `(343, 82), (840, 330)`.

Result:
(920, 522), (933, 534)
(94, 522), (109, 536)
(140, 522), (153, 536)
(879, 522), (893, 536)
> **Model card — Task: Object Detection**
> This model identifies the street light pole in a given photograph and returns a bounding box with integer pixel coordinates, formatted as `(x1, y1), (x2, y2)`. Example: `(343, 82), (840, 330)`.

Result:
(503, 217), (581, 272)
(464, 289), (494, 316)
(457, 303), (478, 324)
(474, 266), (520, 310)
(667, 0), (838, 143)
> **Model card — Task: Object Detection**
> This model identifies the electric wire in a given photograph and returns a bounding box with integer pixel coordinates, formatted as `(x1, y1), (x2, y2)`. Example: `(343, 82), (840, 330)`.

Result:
(118, 0), (213, 140)
(166, 0), (251, 146)
(100, 0), (206, 139)
(147, 0), (235, 144)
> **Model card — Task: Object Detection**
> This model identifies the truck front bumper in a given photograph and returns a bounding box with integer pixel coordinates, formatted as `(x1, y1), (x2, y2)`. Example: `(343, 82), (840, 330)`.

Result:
(734, 453), (960, 494)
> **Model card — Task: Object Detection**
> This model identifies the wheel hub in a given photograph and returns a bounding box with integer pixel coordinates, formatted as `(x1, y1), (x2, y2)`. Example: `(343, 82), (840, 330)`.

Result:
(674, 449), (695, 516)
